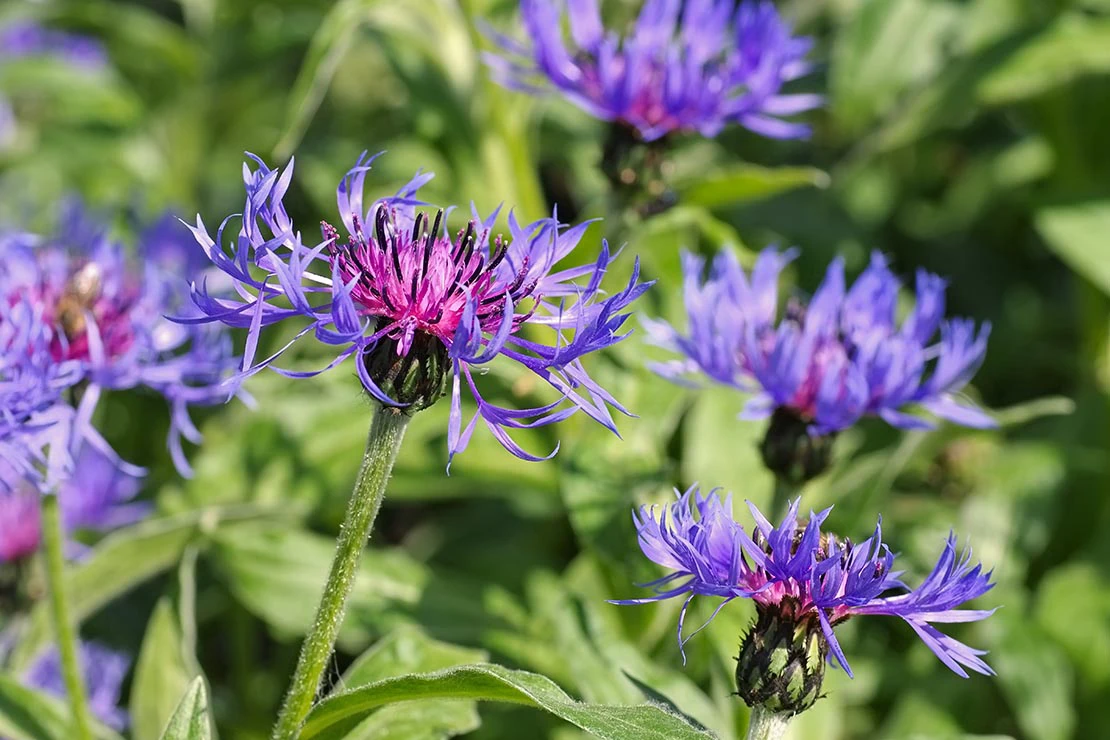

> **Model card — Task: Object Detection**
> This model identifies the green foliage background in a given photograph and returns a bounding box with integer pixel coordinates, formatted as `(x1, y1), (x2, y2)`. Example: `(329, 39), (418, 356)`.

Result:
(2, 0), (1109, 738)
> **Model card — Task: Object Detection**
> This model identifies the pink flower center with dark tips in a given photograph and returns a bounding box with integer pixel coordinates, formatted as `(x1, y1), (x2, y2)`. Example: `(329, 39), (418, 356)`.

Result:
(324, 208), (540, 356)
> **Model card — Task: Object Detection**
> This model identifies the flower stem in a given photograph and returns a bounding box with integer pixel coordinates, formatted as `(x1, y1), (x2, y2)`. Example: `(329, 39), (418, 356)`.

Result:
(41, 493), (93, 740)
(744, 705), (791, 740)
(271, 407), (410, 740)
(771, 476), (799, 520)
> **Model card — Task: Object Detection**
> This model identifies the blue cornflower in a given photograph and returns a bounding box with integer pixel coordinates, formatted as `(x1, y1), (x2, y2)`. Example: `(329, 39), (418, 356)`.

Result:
(485, 0), (820, 141)
(0, 205), (241, 476)
(647, 248), (995, 435)
(25, 641), (130, 730)
(614, 487), (996, 679)
(183, 152), (650, 463)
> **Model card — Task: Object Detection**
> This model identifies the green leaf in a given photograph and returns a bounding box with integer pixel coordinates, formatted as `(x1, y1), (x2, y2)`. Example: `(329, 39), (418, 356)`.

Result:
(130, 599), (203, 740)
(331, 627), (488, 740)
(210, 523), (495, 648)
(301, 664), (716, 740)
(979, 16), (1110, 105)
(158, 678), (212, 740)
(829, 0), (958, 134)
(676, 165), (828, 209)
(992, 614), (1075, 740)
(274, 0), (387, 160)
(8, 504), (291, 672)
(0, 676), (123, 740)
(1036, 200), (1110, 296)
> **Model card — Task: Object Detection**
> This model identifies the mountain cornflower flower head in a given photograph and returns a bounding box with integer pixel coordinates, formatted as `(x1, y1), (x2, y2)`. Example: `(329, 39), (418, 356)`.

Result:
(184, 152), (650, 463)
(0, 205), (241, 476)
(485, 0), (820, 142)
(25, 641), (130, 730)
(613, 487), (995, 712)
(646, 248), (995, 483)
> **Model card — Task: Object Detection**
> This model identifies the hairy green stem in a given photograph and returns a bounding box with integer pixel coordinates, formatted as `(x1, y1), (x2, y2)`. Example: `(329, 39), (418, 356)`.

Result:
(42, 493), (93, 740)
(744, 705), (791, 740)
(271, 408), (410, 740)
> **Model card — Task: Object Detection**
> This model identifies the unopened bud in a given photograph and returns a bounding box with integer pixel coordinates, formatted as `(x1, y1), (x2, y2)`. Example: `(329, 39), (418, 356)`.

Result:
(361, 332), (450, 414)
(736, 600), (826, 715)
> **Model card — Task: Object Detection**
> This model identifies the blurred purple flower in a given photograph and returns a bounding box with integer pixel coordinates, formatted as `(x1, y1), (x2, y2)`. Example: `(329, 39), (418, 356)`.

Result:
(485, 0), (820, 141)
(646, 248), (995, 434)
(614, 487), (996, 678)
(25, 641), (130, 730)
(0, 204), (241, 476)
(0, 20), (108, 69)
(184, 152), (650, 463)
(0, 445), (147, 563)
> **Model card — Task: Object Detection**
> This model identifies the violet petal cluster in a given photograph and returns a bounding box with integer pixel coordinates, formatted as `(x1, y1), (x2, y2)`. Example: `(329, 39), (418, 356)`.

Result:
(185, 152), (650, 463)
(0, 204), (241, 477)
(615, 486), (996, 678)
(0, 21), (108, 68)
(485, 0), (820, 141)
(646, 248), (995, 434)
(25, 641), (130, 730)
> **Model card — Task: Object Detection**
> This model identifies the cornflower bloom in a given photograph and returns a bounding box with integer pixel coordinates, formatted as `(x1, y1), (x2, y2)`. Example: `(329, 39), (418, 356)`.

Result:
(647, 248), (994, 482)
(485, 0), (820, 142)
(0, 295), (83, 491)
(24, 641), (130, 730)
(615, 488), (995, 711)
(0, 205), (241, 475)
(185, 152), (649, 463)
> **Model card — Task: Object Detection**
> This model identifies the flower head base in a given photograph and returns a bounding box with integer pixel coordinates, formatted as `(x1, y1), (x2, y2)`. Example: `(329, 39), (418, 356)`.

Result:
(614, 487), (996, 681)
(0, 205), (241, 476)
(648, 249), (996, 453)
(736, 601), (826, 714)
(25, 641), (130, 730)
(186, 152), (650, 463)
(486, 0), (820, 142)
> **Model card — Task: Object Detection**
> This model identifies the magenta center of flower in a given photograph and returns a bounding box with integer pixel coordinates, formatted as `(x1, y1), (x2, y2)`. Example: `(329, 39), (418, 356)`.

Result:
(325, 208), (539, 355)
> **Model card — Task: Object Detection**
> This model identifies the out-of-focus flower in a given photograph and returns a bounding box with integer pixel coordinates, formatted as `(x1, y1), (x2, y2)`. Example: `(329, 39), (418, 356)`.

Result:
(184, 152), (650, 463)
(614, 487), (996, 685)
(24, 641), (130, 730)
(0, 446), (146, 563)
(646, 248), (994, 480)
(0, 203), (241, 476)
(485, 0), (820, 141)
(0, 20), (108, 69)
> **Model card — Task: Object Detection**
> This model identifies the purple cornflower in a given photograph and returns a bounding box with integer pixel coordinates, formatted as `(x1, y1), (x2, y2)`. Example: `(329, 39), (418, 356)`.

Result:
(25, 641), (130, 730)
(0, 205), (241, 475)
(184, 152), (650, 463)
(615, 487), (996, 679)
(485, 0), (820, 141)
(0, 21), (108, 69)
(648, 248), (995, 435)
(1, 293), (84, 492)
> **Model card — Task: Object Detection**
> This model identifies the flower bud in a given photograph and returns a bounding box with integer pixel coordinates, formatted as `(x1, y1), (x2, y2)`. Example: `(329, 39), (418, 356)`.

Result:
(735, 600), (826, 715)
(759, 408), (836, 485)
(361, 332), (450, 414)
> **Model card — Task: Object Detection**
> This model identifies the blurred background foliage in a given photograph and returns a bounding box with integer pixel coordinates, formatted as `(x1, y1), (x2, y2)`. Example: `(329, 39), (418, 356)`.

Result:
(2, 0), (1109, 738)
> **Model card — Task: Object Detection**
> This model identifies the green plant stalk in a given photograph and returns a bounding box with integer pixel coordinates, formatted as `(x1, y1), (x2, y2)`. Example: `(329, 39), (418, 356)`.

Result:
(744, 705), (791, 740)
(771, 477), (799, 521)
(271, 408), (410, 740)
(42, 493), (94, 740)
